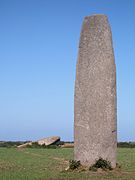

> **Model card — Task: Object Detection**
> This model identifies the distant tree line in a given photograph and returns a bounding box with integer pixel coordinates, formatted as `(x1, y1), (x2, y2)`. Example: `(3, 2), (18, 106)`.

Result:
(0, 141), (135, 148)
(117, 142), (135, 148)
(0, 141), (29, 148)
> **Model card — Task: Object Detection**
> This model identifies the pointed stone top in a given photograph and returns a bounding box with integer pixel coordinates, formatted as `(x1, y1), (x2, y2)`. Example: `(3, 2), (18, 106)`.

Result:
(84, 14), (108, 23)
(83, 14), (109, 29)
(85, 14), (107, 18)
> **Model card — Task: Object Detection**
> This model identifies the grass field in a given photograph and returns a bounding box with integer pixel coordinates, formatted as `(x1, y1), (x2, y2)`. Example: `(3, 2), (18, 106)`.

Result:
(0, 148), (135, 180)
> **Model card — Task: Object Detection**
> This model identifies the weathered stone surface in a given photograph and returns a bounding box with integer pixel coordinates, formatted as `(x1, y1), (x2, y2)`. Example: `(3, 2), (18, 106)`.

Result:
(17, 142), (32, 148)
(74, 14), (117, 168)
(37, 136), (60, 146)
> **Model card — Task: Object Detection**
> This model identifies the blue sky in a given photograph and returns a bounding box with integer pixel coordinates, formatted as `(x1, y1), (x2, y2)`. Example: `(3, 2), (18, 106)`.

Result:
(0, 0), (135, 141)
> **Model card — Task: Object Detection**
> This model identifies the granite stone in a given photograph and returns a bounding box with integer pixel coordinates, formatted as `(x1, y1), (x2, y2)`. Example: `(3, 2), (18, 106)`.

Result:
(74, 14), (117, 168)
(37, 136), (60, 146)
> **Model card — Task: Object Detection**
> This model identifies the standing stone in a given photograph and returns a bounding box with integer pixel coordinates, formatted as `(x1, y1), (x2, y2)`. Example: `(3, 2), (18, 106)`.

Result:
(74, 14), (117, 168)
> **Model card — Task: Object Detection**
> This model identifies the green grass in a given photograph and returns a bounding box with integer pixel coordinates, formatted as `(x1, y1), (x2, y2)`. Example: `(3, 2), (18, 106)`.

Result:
(0, 148), (135, 180)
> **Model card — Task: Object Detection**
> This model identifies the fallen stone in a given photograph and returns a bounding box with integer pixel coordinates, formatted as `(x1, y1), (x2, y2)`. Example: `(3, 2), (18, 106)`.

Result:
(37, 136), (60, 146)
(17, 142), (32, 148)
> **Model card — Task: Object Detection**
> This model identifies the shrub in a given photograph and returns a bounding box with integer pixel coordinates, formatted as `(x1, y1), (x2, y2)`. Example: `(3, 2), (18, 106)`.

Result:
(89, 158), (112, 171)
(69, 160), (81, 170)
